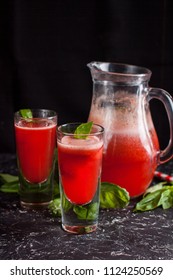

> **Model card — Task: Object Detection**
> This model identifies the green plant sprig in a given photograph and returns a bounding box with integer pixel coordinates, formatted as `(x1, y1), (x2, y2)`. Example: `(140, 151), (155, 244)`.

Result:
(19, 109), (33, 118)
(74, 121), (93, 139)
(2, 172), (173, 215)
(0, 173), (130, 217)
(134, 182), (173, 212)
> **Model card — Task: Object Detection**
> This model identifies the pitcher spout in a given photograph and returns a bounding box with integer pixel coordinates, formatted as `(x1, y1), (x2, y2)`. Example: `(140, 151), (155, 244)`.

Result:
(87, 61), (151, 84)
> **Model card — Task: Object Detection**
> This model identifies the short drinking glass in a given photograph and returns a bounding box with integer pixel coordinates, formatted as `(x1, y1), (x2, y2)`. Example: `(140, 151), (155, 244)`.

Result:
(57, 123), (104, 234)
(14, 109), (57, 209)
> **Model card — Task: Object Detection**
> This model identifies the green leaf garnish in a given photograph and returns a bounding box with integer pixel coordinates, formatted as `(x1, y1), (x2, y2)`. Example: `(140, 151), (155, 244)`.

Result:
(73, 203), (99, 220)
(48, 197), (61, 216)
(134, 183), (173, 212)
(74, 121), (93, 139)
(0, 173), (19, 183)
(143, 182), (167, 196)
(0, 181), (19, 193)
(0, 173), (19, 193)
(47, 181), (130, 218)
(19, 109), (33, 118)
(100, 182), (130, 209)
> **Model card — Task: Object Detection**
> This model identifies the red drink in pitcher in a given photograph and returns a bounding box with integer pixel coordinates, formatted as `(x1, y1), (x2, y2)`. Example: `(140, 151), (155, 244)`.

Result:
(101, 130), (159, 197)
(87, 61), (173, 198)
(89, 104), (159, 197)
(88, 99), (160, 197)
(15, 119), (57, 183)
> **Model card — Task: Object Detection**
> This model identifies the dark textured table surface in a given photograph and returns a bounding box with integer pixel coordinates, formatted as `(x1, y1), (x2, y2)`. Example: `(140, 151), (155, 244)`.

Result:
(1, 154), (173, 260)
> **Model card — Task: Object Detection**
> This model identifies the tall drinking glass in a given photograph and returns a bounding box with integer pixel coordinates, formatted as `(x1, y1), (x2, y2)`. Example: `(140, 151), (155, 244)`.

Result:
(57, 123), (104, 234)
(14, 109), (57, 209)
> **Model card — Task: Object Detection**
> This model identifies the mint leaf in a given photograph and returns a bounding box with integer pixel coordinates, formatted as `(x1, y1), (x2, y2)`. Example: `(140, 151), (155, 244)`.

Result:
(74, 121), (93, 139)
(134, 185), (173, 212)
(100, 182), (130, 209)
(19, 109), (33, 118)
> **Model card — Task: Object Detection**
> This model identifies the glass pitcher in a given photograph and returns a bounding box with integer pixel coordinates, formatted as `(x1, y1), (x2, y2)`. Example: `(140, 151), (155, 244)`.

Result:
(87, 62), (173, 198)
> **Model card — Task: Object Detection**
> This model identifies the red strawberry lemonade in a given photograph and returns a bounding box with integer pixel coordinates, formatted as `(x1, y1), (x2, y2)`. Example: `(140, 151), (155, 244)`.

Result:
(88, 98), (160, 197)
(58, 135), (103, 205)
(101, 131), (159, 197)
(15, 119), (57, 183)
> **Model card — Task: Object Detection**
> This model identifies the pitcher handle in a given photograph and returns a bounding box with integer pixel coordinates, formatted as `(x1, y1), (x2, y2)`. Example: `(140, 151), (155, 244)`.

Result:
(148, 88), (173, 164)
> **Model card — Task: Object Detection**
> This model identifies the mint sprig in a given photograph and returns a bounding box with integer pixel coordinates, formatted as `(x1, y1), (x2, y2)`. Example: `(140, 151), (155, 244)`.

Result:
(19, 109), (33, 118)
(74, 121), (93, 139)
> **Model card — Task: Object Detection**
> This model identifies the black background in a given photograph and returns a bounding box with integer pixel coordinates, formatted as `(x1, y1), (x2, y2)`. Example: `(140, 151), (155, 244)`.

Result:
(0, 0), (173, 153)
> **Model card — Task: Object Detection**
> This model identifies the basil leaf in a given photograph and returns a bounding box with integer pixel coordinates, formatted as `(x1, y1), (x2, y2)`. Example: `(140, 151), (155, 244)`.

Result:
(73, 205), (88, 219)
(0, 181), (19, 193)
(100, 182), (130, 209)
(0, 173), (19, 184)
(73, 202), (99, 220)
(86, 203), (99, 220)
(0, 173), (19, 193)
(48, 197), (61, 216)
(19, 109), (33, 118)
(61, 192), (73, 212)
(161, 189), (173, 209)
(134, 185), (173, 212)
(143, 182), (167, 196)
(74, 121), (93, 139)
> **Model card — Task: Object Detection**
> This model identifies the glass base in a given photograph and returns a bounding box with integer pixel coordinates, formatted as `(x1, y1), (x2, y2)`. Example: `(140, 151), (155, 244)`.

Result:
(62, 223), (97, 234)
(20, 200), (52, 210)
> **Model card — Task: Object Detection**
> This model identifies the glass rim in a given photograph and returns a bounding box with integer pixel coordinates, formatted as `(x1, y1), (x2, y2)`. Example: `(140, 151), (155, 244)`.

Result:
(14, 109), (57, 120)
(87, 62), (152, 84)
(57, 122), (104, 136)
(87, 61), (152, 76)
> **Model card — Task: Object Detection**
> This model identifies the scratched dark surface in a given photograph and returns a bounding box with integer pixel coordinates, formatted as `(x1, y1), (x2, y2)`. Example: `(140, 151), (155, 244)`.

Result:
(0, 154), (173, 260)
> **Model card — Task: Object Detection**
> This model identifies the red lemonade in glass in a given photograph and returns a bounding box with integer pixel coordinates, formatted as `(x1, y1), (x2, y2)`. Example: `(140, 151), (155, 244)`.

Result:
(57, 123), (104, 234)
(15, 119), (57, 183)
(58, 136), (103, 205)
(14, 109), (57, 209)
